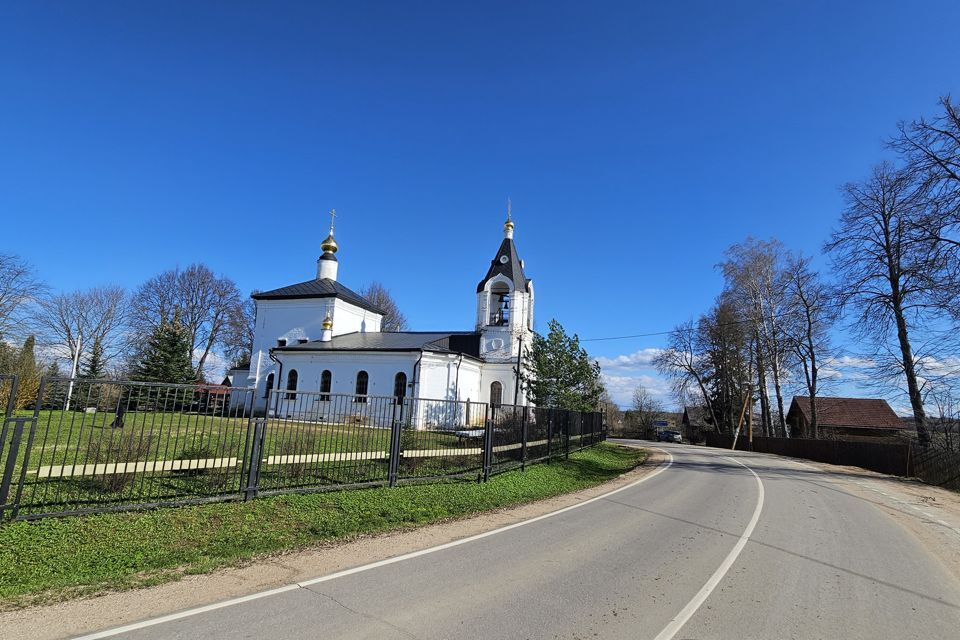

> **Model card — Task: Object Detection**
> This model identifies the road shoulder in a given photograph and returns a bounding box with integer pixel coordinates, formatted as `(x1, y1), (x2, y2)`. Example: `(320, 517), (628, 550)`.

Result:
(0, 447), (667, 640)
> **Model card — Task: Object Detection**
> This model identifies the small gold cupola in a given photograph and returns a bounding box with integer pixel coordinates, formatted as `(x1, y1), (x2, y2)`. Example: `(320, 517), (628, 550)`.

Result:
(321, 312), (334, 342)
(503, 198), (515, 239)
(317, 208), (340, 281)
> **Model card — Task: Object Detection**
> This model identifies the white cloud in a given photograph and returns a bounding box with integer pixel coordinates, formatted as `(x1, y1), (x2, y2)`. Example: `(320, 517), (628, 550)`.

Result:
(823, 355), (874, 369)
(596, 348), (664, 370)
(600, 371), (674, 409)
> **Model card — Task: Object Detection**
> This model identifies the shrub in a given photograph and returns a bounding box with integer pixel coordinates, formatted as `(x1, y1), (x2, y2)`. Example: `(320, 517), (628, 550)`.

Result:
(85, 429), (155, 493)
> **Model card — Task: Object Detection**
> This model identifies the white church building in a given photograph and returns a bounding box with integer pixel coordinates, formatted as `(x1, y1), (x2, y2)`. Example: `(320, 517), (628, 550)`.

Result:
(236, 211), (534, 419)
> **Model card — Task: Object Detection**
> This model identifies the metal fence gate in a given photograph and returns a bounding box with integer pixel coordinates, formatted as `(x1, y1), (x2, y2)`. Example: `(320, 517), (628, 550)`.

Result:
(0, 376), (608, 523)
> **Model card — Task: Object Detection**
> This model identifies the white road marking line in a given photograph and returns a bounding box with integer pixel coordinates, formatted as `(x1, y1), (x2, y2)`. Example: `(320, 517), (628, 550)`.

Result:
(652, 455), (765, 640)
(73, 448), (675, 640)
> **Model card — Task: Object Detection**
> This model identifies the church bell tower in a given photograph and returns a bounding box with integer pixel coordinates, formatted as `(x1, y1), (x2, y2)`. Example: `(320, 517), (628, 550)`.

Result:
(476, 205), (534, 362)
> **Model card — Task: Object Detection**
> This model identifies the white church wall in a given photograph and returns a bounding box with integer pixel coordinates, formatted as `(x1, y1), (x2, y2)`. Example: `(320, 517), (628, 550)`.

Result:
(267, 350), (418, 423)
(248, 297), (384, 408)
(332, 298), (382, 334)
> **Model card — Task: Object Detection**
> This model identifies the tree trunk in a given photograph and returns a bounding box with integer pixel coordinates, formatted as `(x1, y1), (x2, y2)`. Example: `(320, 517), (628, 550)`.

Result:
(893, 299), (929, 443)
(755, 336), (771, 437)
(770, 350), (787, 437)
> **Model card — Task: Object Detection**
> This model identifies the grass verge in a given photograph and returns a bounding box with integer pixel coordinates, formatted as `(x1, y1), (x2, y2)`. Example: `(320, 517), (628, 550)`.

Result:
(0, 443), (646, 610)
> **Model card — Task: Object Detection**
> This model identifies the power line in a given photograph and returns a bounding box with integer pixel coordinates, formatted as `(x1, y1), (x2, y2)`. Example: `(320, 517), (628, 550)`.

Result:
(580, 312), (805, 343)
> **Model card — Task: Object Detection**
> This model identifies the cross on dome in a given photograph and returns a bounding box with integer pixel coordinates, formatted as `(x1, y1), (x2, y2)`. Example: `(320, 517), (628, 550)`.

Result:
(321, 208), (338, 254)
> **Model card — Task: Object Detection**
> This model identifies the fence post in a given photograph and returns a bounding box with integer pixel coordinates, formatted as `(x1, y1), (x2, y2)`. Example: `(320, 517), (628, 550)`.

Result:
(482, 404), (493, 482)
(546, 409), (553, 463)
(520, 406), (528, 471)
(388, 399), (404, 487)
(564, 411), (570, 459)
(0, 418), (26, 520)
(0, 414), (37, 522)
(243, 417), (266, 501)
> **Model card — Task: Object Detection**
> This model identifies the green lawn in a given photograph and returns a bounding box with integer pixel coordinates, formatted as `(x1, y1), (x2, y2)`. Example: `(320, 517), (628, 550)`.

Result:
(6, 409), (499, 516)
(0, 442), (645, 609)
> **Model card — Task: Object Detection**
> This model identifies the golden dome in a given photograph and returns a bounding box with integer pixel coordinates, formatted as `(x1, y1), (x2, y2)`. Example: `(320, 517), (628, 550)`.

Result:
(321, 232), (338, 254)
(504, 218), (514, 232)
(322, 314), (333, 330)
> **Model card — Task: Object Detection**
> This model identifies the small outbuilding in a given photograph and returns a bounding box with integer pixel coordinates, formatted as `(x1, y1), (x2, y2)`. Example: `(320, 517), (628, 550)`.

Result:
(786, 396), (905, 441)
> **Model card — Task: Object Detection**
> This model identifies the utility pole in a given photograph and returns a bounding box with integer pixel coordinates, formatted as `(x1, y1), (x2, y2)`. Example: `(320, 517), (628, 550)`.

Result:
(730, 385), (752, 450)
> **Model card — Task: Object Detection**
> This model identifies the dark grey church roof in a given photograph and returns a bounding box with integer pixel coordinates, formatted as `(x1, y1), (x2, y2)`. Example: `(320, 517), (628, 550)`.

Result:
(252, 278), (385, 314)
(275, 331), (481, 358)
(476, 237), (530, 293)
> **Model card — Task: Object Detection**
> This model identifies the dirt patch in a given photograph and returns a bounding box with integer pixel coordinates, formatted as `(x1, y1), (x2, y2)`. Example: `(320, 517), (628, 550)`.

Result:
(0, 447), (665, 640)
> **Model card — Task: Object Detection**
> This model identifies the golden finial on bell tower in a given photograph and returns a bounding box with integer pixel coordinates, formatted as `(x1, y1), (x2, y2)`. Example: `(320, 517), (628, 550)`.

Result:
(504, 198), (515, 239)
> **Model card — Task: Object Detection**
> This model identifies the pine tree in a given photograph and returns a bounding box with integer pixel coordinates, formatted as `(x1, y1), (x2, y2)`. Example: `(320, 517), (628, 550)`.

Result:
(81, 337), (107, 379)
(522, 319), (604, 412)
(132, 315), (196, 384)
(42, 360), (66, 409)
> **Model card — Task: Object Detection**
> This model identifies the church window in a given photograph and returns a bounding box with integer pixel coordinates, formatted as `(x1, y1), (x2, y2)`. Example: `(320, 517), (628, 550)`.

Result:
(490, 381), (503, 408)
(297, 338), (308, 344)
(285, 369), (298, 400)
(264, 373), (274, 398)
(354, 370), (369, 403)
(489, 283), (511, 326)
(277, 339), (287, 347)
(393, 372), (407, 402)
(320, 370), (332, 402)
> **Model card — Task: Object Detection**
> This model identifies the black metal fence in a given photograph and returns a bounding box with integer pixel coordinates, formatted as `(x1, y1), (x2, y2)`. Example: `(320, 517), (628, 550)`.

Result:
(702, 432), (960, 491)
(0, 376), (606, 522)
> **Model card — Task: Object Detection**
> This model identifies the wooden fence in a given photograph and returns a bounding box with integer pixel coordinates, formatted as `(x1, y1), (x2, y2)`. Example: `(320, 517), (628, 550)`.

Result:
(703, 432), (960, 491)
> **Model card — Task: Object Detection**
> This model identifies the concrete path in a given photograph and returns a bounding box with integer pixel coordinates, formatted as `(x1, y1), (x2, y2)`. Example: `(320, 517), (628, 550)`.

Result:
(79, 443), (960, 640)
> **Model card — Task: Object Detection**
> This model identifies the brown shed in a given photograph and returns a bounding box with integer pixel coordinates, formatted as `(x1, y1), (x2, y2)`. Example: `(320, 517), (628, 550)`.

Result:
(787, 396), (905, 440)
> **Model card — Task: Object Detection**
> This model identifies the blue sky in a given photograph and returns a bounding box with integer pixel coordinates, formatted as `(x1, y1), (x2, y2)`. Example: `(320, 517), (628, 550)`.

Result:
(2, 2), (959, 408)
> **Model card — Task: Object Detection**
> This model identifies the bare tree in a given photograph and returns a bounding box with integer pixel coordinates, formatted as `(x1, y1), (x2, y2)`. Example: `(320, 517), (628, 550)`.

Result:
(892, 95), (960, 320)
(34, 286), (127, 407)
(599, 389), (624, 433)
(222, 298), (256, 368)
(129, 264), (241, 380)
(653, 320), (719, 430)
(719, 238), (791, 436)
(0, 254), (45, 341)
(782, 255), (836, 438)
(359, 282), (408, 332)
(630, 384), (664, 437)
(825, 162), (944, 443)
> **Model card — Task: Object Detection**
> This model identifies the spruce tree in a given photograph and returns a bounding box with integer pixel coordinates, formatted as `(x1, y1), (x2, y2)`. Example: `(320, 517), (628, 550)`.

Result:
(522, 319), (604, 412)
(42, 360), (66, 409)
(81, 337), (107, 379)
(133, 315), (196, 384)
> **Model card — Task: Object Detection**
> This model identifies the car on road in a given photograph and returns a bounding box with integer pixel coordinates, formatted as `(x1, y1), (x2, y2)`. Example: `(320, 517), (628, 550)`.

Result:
(657, 430), (682, 443)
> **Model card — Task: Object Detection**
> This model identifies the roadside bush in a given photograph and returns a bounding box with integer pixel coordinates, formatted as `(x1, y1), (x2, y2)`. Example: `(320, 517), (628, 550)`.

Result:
(85, 429), (155, 493)
(277, 431), (318, 480)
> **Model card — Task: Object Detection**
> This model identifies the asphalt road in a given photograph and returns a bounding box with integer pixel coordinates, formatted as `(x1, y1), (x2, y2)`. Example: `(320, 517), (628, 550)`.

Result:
(84, 443), (960, 640)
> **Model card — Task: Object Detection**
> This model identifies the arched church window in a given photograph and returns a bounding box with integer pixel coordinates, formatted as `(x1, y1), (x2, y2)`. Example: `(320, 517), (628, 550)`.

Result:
(320, 370), (332, 402)
(393, 372), (407, 402)
(354, 370), (369, 403)
(490, 381), (503, 408)
(286, 369), (298, 400)
(264, 373), (274, 399)
(489, 283), (511, 326)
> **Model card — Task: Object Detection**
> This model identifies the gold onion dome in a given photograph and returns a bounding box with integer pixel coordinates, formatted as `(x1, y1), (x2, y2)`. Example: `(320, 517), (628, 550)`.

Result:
(504, 218), (514, 232)
(321, 232), (338, 254)
(322, 314), (333, 329)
